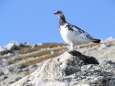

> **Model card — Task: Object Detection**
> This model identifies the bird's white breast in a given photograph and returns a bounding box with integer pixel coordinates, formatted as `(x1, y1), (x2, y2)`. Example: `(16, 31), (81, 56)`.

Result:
(60, 24), (92, 45)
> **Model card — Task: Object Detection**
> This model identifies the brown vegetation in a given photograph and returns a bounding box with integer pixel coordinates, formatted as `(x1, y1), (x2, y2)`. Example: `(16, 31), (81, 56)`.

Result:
(19, 43), (67, 54)
(17, 48), (65, 60)
(21, 53), (61, 67)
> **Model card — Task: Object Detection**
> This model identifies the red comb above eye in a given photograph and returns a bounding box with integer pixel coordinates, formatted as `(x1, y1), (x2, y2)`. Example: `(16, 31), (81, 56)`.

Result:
(56, 11), (61, 13)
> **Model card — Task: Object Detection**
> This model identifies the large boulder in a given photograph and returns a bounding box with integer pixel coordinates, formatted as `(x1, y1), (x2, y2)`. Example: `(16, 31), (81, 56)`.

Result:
(11, 51), (115, 86)
(5, 41), (21, 50)
(0, 46), (8, 55)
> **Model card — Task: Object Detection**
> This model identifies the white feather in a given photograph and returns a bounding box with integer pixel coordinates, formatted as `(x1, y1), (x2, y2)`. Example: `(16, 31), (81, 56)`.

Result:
(60, 23), (92, 46)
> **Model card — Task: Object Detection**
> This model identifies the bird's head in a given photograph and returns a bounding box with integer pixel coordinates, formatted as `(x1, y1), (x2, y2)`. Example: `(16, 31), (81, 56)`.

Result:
(54, 10), (64, 17)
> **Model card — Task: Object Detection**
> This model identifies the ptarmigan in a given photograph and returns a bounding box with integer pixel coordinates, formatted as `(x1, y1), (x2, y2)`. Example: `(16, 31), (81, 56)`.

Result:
(54, 10), (100, 51)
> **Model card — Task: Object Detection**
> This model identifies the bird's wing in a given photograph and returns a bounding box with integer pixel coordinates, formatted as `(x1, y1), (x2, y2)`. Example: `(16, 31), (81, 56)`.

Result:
(68, 23), (93, 39)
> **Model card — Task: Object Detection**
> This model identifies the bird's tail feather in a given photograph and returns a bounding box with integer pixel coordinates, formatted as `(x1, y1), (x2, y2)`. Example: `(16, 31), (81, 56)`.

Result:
(92, 39), (101, 43)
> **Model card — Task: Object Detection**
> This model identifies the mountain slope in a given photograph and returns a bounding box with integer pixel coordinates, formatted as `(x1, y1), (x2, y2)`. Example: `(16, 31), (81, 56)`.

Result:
(0, 38), (115, 86)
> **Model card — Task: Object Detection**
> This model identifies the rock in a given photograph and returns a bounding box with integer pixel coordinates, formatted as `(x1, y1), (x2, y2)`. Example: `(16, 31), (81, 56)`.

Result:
(20, 42), (30, 47)
(16, 69), (23, 73)
(50, 51), (56, 54)
(9, 81), (15, 84)
(11, 55), (19, 61)
(0, 39), (114, 86)
(0, 46), (8, 55)
(0, 75), (8, 81)
(0, 71), (4, 75)
(5, 42), (16, 50)
(99, 44), (111, 51)
(15, 77), (22, 81)
(0, 81), (5, 86)
(13, 41), (21, 47)
(100, 60), (115, 70)
(22, 68), (29, 72)
(0, 42), (20, 55)
(3, 68), (13, 74)
(5, 41), (21, 50)
(31, 44), (38, 48)
(0, 59), (9, 66)
(11, 51), (115, 86)
(37, 43), (43, 45)
(14, 65), (23, 71)
(28, 64), (38, 69)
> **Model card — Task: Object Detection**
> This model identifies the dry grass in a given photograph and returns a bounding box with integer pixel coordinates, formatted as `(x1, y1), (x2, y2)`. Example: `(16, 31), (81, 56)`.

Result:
(17, 50), (50, 60)
(36, 43), (67, 49)
(17, 48), (65, 60)
(21, 53), (61, 67)
(19, 43), (67, 54)
(5, 48), (66, 65)
(0, 55), (13, 60)
(80, 40), (115, 48)
(8, 60), (16, 64)
(0, 43), (66, 60)
(80, 43), (101, 48)
(19, 48), (38, 54)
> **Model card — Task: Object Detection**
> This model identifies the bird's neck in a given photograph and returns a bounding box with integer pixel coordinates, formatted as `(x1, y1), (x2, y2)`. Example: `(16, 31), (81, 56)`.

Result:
(59, 15), (66, 26)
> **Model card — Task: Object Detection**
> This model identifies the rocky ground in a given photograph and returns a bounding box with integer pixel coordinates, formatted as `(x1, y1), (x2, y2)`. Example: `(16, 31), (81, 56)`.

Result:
(11, 51), (115, 86)
(0, 38), (115, 86)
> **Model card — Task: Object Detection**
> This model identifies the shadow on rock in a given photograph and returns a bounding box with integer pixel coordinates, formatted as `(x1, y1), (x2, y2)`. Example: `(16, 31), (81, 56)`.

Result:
(69, 50), (99, 65)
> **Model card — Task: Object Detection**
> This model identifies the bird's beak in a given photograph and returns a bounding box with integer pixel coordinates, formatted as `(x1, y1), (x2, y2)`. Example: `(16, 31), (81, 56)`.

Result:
(54, 12), (57, 14)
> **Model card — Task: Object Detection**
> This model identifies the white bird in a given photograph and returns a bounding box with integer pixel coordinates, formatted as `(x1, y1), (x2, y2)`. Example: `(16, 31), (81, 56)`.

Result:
(54, 10), (100, 51)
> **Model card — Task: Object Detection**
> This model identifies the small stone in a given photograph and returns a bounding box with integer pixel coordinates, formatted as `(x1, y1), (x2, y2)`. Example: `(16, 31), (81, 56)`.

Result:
(0, 60), (9, 66)
(0, 71), (4, 75)
(3, 68), (13, 74)
(16, 69), (23, 73)
(22, 68), (29, 71)
(0, 75), (8, 81)
(28, 64), (37, 69)
(14, 65), (23, 71)
(99, 44), (111, 51)
(15, 77), (22, 81)
(50, 51), (55, 54)
(9, 81), (15, 84)
(31, 44), (38, 48)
